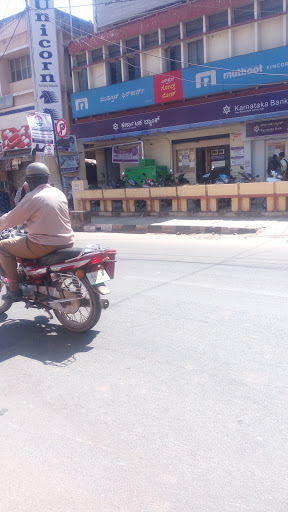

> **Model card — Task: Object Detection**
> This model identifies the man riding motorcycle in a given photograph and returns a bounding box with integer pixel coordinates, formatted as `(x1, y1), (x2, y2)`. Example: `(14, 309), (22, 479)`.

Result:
(0, 162), (74, 302)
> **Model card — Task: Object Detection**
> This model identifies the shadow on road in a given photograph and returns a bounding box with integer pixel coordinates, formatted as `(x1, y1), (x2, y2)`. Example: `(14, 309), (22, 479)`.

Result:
(0, 314), (99, 366)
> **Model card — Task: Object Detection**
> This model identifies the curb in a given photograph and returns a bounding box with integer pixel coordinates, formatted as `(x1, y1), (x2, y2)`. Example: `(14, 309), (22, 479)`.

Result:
(82, 224), (258, 235)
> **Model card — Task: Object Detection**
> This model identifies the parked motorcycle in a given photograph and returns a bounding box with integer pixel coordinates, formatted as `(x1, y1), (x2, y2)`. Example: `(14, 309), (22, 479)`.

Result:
(0, 230), (116, 333)
(177, 172), (190, 185)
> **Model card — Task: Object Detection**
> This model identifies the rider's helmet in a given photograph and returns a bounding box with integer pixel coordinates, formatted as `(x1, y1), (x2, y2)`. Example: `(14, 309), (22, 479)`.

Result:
(26, 162), (50, 177)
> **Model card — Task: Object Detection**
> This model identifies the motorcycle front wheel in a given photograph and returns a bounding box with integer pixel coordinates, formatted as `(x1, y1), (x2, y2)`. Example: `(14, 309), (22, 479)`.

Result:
(0, 277), (12, 314)
(54, 276), (101, 333)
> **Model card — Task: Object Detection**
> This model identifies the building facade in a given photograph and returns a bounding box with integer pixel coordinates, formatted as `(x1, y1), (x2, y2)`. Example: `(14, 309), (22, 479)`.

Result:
(93, 0), (181, 30)
(69, 0), (288, 188)
(0, 7), (92, 200)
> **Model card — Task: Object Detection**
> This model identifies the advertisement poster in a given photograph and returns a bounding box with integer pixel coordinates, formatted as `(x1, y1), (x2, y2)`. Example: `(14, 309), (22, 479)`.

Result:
(153, 69), (183, 105)
(60, 155), (80, 173)
(112, 145), (139, 163)
(56, 135), (77, 152)
(28, 0), (63, 120)
(27, 112), (54, 155)
(1, 126), (31, 151)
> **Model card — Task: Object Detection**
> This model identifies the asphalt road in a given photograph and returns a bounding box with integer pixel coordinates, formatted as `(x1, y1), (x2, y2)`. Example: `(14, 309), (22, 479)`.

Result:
(1, 232), (288, 512)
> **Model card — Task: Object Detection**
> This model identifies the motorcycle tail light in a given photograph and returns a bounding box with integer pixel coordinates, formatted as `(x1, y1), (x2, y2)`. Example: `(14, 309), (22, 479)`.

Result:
(88, 255), (102, 265)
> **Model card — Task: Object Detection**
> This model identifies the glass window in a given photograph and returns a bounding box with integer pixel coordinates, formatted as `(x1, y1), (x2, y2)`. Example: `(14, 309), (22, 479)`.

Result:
(127, 54), (141, 80)
(166, 45), (182, 71)
(164, 25), (181, 43)
(144, 31), (159, 49)
(233, 3), (254, 24)
(10, 55), (32, 82)
(186, 18), (203, 37)
(78, 68), (88, 91)
(76, 53), (87, 66)
(208, 10), (229, 31)
(108, 43), (120, 58)
(126, 37), (140, 51)
(260, 0), (283, 18)
(187, 39), (204, 66)
(109, 60), (122, 84)
(92, 48), (103, 63)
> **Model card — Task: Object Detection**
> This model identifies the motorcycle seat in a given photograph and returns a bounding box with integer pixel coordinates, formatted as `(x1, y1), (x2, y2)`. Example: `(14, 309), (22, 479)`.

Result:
(22, 248), (85, 266)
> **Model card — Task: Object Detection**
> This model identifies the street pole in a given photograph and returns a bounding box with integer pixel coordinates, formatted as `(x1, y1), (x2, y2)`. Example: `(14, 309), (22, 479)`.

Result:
(68, 0), (73, 39)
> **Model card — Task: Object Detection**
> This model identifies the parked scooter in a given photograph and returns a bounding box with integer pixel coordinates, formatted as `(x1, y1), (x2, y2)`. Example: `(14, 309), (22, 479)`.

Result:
(0, 229), (116, 333)
(266, 170), (282, 182)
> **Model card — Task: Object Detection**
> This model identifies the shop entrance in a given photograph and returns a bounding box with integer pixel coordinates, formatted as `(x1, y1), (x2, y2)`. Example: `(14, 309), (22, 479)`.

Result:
(173, 136), (230, 183)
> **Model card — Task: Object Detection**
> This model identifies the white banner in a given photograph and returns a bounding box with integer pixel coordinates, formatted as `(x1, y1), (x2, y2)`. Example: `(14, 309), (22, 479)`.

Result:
(28, 0), (63, 120)
(27, 112), (55, 155)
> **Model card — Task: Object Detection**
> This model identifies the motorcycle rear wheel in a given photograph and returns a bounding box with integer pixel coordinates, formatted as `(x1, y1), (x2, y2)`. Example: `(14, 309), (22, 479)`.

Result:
(54, 276), (101, 333)
(0, 278), (12, 314)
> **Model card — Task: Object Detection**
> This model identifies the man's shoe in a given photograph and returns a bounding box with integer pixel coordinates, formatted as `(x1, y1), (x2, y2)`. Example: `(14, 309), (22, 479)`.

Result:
(2, 289), (23, 302)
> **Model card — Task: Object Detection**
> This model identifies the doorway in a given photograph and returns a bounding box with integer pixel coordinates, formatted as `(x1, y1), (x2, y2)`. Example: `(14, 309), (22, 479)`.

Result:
(105, 148), (120, 186)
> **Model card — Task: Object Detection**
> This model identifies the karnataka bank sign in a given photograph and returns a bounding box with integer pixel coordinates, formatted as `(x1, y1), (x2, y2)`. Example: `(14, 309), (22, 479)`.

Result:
(28, 0), (63, 120)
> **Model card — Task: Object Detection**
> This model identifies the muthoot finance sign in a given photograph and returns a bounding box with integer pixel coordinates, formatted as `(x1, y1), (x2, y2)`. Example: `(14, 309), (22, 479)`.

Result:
(29, 0), (63, 120)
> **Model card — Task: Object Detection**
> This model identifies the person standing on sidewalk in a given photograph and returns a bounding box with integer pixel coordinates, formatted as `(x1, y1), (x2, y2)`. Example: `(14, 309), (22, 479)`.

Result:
(0, 162), (74, 302)
(279, 152), (288, 180)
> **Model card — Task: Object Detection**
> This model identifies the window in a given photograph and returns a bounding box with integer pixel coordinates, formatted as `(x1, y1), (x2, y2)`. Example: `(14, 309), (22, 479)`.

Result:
(188, 39), (204, 66)
(166, 45), (181, 71)
(208, 10), (229, 31)
(233, 3), (254, 24)
(92, 48), (103, 63)
(165, 25), (181, 43)
(109, 60), (122, 84)
(76, 53), (86, 66)
(127, 54), (141, 80)
(126, 37), (140, 52)
(260, 0), (283, 18)
(10, 55), (32, 82)
(108, 43), (120, 58)
(186, 18), (203, 37)
(78, 68), (88, 91)
(144, 31), (159, 49)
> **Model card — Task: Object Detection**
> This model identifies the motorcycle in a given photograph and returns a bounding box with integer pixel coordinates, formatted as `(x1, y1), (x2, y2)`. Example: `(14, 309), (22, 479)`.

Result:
(177, 172), (190, 185)
(238, 166), (259, 183)
(0, 230), (116, 333)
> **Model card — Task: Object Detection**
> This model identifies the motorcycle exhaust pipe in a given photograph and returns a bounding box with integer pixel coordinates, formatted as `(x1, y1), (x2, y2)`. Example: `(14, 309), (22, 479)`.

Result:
(101, 299), (109, 310)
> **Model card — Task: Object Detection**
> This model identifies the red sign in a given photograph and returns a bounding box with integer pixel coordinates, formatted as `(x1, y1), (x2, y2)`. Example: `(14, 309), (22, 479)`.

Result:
(153, 69), (183, 105)
(1, 125), (31, 151)
(56, 118), (68, 138)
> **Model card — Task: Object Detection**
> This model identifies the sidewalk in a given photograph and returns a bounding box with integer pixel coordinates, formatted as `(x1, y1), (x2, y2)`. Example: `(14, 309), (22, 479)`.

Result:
(80, 215), (288, 236)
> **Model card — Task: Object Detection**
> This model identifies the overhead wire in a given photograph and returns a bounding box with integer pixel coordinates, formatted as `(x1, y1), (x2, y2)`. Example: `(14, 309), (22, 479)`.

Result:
(35, 6), (288, 84)
(41, 8), (288, 93)
(0, 12), (24, 63)
(2, 0), (11, 21)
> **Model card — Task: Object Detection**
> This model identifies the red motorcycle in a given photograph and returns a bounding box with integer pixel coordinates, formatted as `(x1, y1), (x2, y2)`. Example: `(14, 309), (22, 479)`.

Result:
(0, 235), (116, 333)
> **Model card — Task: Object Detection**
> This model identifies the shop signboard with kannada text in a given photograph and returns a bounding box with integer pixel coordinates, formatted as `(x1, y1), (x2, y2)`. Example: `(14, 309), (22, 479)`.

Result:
(246, 118), (288, 138)
(71, 76), (154, 119)
(28, 0), (63, 120)
(72, 89), (288, 140)
(72, 45), (288, 119)
(27, 112), (54, 156)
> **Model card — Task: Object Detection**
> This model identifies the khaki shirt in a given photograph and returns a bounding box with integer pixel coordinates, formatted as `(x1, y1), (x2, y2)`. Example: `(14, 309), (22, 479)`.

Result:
(0, 184), (74, 246)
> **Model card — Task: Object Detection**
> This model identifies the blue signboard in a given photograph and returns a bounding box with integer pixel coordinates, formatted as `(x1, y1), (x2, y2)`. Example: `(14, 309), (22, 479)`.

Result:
(182, 45), (288, 99)
(72, 45), (288, 119)
(71, 76), (154, 119)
